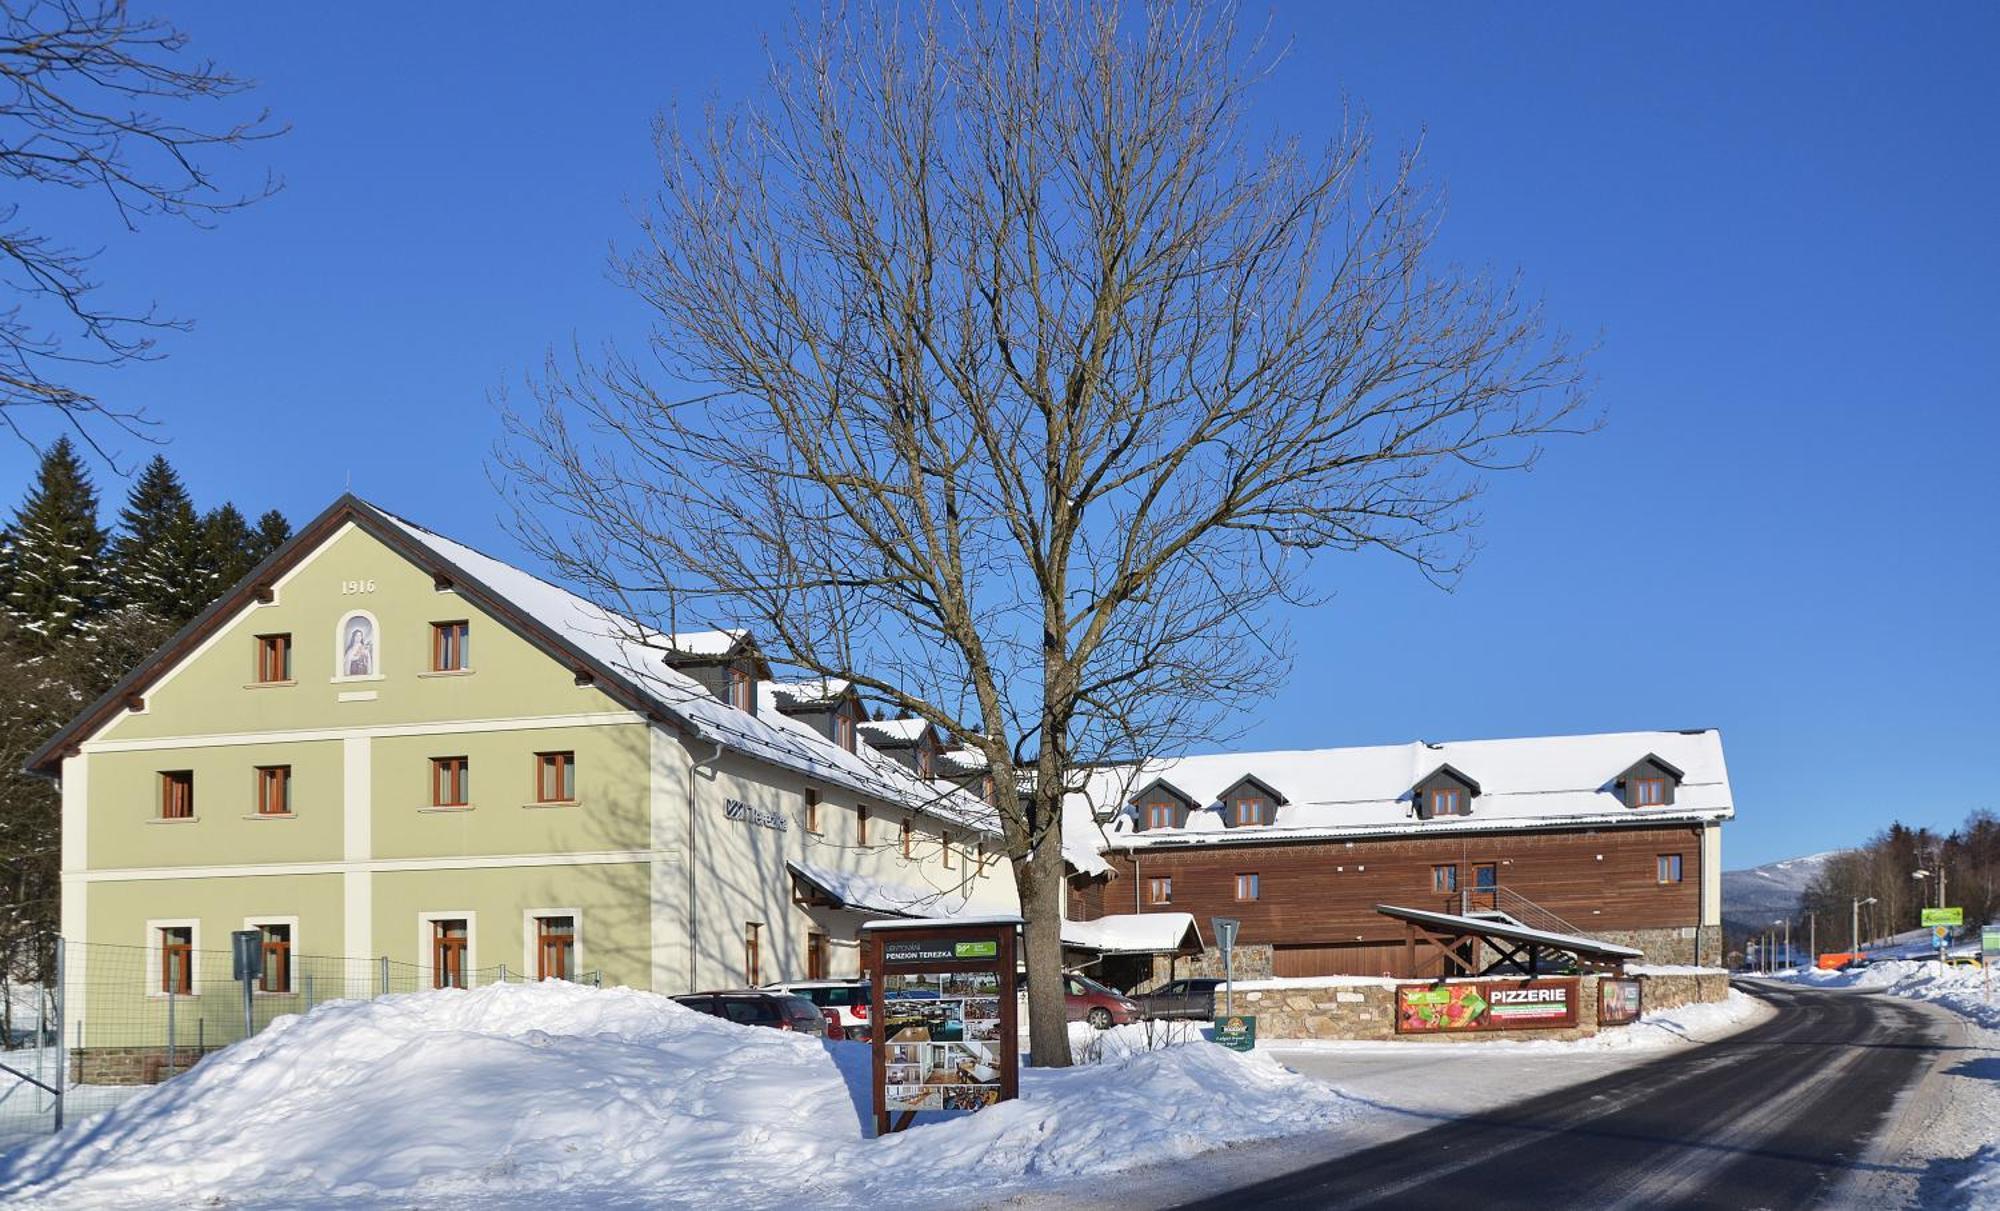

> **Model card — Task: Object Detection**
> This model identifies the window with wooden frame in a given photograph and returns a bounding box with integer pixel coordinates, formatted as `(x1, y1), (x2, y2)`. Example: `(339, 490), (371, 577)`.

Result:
(857, 805), (870, 845)
(535, 915), (575, 981)
(835, 708), (857, 752)
(255, 765), (291, 816)
(806, 931), (828, 981)
(1657, 853), (1684, 884)
(744, 922), (762, 985)
(1232, 796), (1266, 827)
(159, 926), (193, 995)
(1473, 862), (1498, 892)
(257, 923), (292, 993)
(1235, 873), (1260, 901)
(1143, 800), (1176, 830)
(1431, 864), (1458, 894)
(430, 620), (470, 672)
(433, 919), (469, 989)
(534, 751), (576, 803)
(159, 771), (194, 820)
(1147, 876), (1172, 905)
(1632, 777), (1668, 807)
(726, 665), (754, 712)
(1427, 787), (1466, 818)
(900, 817), (914, 859)
(254, 633), (292, 683)
(804, 788), (820, 834)
(431, 757), (469, 807)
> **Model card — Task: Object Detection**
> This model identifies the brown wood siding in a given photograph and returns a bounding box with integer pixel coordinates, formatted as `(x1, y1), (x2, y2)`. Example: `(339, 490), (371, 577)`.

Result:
(1272, 941), (1409, 979)
(1092, 824), (1702, 948)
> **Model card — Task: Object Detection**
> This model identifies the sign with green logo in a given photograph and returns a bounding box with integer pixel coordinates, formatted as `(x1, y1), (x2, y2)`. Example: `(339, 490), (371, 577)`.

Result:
(1982, 927), (2000, 955)
(1213, 1014), (1257, 1051)
(1921, 907), (1963, 927)
(953, 941), (998, 959)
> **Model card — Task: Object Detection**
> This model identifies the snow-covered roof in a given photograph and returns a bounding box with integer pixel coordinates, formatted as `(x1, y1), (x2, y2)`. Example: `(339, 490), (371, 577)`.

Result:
(1061, 913), (1203, 955)
(656, 628), (751, 659)
(372, 507), (999, 835)
(770, 678), (853, 709)
(1374, 904), (1645, 961)
(859, 717), (930, 746)
(1068, 729), (1733, 852)
(787, 860), (994, 920)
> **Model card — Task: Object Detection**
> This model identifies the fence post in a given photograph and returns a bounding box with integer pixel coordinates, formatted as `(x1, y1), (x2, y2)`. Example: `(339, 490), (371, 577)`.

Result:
(499, 963), (509, 984)
(378, 957), (389, 997)
(305, 971), (315, 1012)
(165, 991), (176, 1081)
(52, 936), (65, 1132)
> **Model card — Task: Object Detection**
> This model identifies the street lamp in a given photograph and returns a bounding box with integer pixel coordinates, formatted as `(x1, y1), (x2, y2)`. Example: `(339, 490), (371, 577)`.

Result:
(1851, 896), (1877, 953)
(1774, 918), (1791, 975)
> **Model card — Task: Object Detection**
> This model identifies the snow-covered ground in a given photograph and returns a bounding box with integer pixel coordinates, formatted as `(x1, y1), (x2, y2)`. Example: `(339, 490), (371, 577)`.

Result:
(1774, 957), (1997, 1029)
(0, 981), (1362, 1209)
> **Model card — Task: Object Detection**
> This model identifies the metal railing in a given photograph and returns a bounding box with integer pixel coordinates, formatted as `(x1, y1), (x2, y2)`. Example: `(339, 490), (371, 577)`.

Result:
(1458, 884), (1588, 938)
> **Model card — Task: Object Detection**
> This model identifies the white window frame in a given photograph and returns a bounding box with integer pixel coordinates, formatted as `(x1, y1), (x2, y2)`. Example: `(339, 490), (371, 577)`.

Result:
(146, 917), (201, 999)
(240, 915), (301, 995)
(522, 907), (583, 982)
(419, 911), (479, 989)
(331, 608), (386, 683)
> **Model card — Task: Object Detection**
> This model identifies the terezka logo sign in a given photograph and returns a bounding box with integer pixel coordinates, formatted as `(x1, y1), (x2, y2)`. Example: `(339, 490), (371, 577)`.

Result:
(722, 798), (788, 831)
(1396, 979), (1580, 1033)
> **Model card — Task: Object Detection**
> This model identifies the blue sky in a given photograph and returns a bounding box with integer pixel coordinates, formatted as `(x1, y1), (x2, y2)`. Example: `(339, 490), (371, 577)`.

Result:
(5, 4), (1994, 868)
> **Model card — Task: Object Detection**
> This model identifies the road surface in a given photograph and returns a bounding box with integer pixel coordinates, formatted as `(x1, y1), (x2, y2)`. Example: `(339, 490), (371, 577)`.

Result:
(1172, 982), (1950, 1210)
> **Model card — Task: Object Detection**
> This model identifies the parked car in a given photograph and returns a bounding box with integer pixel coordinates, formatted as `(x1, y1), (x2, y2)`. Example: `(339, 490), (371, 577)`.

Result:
(1940, 953), (1983, 970)
(672, 990), (828, 1036)
(764, 979), (874, 1041)
(1130, 977), (1225, 1021)
(1020, 969), (1140, 1029)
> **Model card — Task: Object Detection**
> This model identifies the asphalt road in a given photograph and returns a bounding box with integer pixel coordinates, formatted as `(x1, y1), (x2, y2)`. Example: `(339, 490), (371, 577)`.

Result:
(1174, 983), (1950, 1211)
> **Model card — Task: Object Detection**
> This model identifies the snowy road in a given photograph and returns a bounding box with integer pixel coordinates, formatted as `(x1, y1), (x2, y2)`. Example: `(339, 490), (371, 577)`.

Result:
(1178, 984), (1954, 1209)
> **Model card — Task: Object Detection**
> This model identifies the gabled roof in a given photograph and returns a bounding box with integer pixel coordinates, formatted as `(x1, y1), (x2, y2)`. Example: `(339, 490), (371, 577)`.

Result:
(1412, 762), (1482, 797)
(770, 677), (858, 711)
(1127, 776), (1200, 809)
(1215, 772), (1290, 807)
(26, 495), (998, 834)
(1066, 729), (1735, 852)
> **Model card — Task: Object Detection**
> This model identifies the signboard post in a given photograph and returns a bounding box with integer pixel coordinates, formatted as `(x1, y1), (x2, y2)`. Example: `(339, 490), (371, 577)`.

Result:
(1598, 978), (1643, 1027)
(230, 929), (263, 1041)
(1213, 1014), (1257, 1052)
(1211, 917), (1240, 1016)
(863, 917), (1020, 1136)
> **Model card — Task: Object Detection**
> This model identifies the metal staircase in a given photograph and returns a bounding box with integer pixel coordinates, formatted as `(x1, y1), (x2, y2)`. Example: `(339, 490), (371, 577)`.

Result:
(1458, 885), (1589, 939)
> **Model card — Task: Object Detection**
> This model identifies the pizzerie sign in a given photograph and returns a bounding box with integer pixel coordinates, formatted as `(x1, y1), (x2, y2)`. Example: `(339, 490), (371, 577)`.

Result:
(722, 798), (789, 832)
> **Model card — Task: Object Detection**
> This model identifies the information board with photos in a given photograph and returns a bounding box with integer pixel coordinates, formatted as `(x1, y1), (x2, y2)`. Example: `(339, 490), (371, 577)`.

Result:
(864, 918), (1021, 1135)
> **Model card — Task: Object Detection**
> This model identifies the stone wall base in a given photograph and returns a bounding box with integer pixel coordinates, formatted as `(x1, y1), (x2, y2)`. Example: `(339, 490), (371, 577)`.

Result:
(1232, 969), (1730, 1043)
(71, 1046), (216, 1086)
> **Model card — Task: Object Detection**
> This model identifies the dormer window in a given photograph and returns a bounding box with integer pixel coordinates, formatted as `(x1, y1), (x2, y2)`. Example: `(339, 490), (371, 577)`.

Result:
(1231, 796), (1266, 826)
(916, 737), (936, 779)
(1411, 764), (1481, 820)
(1428, 787), (1466, 817)
(1131, 778), (1197, 831)
(1616, 754), (1685, 808)
(1144, 800), (1176, 830)
(1217, 775), (1287, 828)
(726, 665), (754, 712)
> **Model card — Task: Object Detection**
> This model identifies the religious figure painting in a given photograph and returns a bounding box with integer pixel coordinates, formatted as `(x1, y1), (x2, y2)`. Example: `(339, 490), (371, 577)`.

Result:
(341, 615), (376, 677)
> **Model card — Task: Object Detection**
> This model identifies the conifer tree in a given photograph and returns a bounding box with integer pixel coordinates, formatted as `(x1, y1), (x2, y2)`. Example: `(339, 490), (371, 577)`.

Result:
(203, 503), (256, 588)
(2, 438), (109, 649)
(248, 509), (293, 565)
(111, 456), (217, 625)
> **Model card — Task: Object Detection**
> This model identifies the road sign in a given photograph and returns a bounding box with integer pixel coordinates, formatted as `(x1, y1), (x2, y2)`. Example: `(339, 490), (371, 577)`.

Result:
(1212, 1014), (1257, 1052)
(1984, 927), (2000, 955)
(1211, 917), (1241, 951)
(1921, 907), (1963, 927)
(231, 929), (263, 981)
(1933, 925), (1951, 948)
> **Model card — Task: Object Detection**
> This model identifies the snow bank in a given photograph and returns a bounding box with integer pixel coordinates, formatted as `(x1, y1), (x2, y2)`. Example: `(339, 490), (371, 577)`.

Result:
(0, 982), (1354, 1209)
(1776, 959), (1999, 1030)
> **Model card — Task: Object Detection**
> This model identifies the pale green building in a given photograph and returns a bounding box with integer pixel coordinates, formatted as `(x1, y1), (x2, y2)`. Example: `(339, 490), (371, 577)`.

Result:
(30, 496), (1013, 1064)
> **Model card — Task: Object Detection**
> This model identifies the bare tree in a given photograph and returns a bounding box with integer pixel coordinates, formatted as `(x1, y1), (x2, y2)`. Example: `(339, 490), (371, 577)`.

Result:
(498, 1), (1590, 1066)
(0, 0), (280, 453)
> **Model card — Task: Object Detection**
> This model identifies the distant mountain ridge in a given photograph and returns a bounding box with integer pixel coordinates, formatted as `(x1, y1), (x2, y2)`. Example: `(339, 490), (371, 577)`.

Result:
(1721, 851), (1842, 936)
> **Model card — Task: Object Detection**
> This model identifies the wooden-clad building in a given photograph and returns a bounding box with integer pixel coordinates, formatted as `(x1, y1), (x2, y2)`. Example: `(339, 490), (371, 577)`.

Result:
(1063, 730), (1731, 985)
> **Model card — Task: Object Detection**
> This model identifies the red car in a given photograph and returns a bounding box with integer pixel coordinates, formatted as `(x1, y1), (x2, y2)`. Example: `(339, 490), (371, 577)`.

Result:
(1023, 970), (1141, 1030)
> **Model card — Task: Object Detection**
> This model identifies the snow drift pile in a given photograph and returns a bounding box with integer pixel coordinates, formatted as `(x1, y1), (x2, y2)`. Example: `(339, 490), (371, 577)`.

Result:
(1785, 959), (1999, 1030)
(0, 981), (1353, 1209)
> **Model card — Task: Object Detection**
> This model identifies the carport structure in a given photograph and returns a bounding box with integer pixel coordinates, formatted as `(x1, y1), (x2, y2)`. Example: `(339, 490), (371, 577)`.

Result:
(1376, 903), (1644, 978)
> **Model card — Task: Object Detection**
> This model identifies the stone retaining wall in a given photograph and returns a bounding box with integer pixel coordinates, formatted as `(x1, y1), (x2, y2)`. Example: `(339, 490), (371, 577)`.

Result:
(1631, 970), (1730, 1012)
(70, 1046), (215, 1085)
(1234, 975), (1607, 1043)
